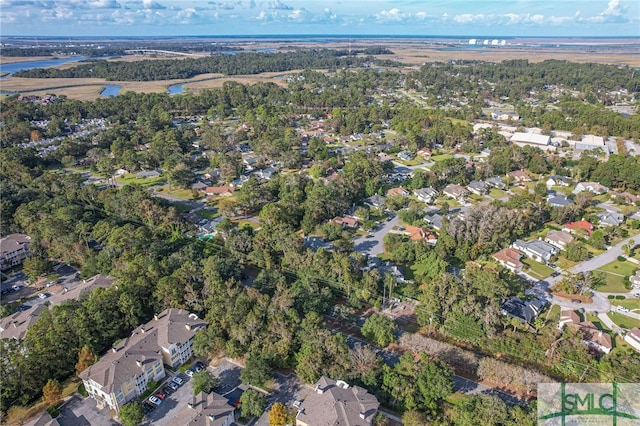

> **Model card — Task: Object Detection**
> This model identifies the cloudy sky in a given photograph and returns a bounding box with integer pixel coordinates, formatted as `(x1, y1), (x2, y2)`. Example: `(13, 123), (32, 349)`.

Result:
(0, 0), (638, 37)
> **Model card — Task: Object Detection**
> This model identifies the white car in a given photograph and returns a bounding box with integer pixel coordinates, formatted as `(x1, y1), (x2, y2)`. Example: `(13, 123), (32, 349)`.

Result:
(172, 376), (184, 386)
(616, 305), (630, 313)
(148, 396), (162, 406)
(185, 369), (195, 377)
(38, 293), (49, 299)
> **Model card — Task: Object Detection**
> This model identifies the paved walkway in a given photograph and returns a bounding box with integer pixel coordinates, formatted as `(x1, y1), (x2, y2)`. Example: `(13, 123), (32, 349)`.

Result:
(597, 312), (625, 335)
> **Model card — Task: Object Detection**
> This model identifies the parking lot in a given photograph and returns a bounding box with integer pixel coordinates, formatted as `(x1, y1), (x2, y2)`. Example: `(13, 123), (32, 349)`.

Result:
(141, 372), (194, 426)
(51, 394), (118, 426)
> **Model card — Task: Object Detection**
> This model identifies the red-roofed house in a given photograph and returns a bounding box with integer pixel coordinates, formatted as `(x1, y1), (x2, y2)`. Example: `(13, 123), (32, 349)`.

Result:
(331, 217), (359, 228)
(386, 187), (409, 197)
(564, 220), (594, 237)
(404, 225), (438, 245)
(507, 170), (531, 182)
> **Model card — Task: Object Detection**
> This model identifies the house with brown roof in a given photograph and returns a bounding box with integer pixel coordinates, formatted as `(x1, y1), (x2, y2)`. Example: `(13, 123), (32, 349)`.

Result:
(386, 187), (409, 198)
(0, 233), (31, 270)
(443, 184), (468, 202)
(404, 225), (437, 245)
(296, 377), (379, 426)
(493, 247), (524, 273)
(204, 186), (235, 197)
(557, 310), (613, 354)
(507, 170), (531, 183)
(545, 230), (574, 250)
(80, 309), (207, 412)
(331, 216), (359, 228)
(624, 328), (640, 353)
(0, 305), (47, 340)
(169, 391), (234, 426)
(564, 220), (594, 237)
(416, 148), (432, 159)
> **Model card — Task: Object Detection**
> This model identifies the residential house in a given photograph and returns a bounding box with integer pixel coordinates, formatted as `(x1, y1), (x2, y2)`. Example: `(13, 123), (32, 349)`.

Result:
(486, 176), (505, 190)
(256, 166), (276, 180)
(404, 225), (438, 245)
(547, 195), (574, 208)
(386, 187), (409, 198)
(443, 184), (468, 202)
(629, 271), (640, 288)
(364, 195), (385, 208)
(493, 247), (524, 273)
(501, 297), (544, 323)
(510, 132), (551, 149)
(624, 328), (640, 353)
(491, 110), (520, 121)
(546, 175), (570, 188)
(611, 191), (640, 205)
(296, 377), (379, 426)
(467, 180), (489, 195)
(574, 182), (609, 195)
(413, 187), (438, 204)
(512, 239), (558, 263)
(242, 155), (263, 171)
(204, 186), (235, 197)
(0, 305), (47, 340)
(0, 233), (31, 270)
(425, 213), (445, 231)
(596, 211), (624, 227)
(397, 151), (413, 161)
(377, 153), (394, 163)
(416, 148), (431, 159)
(545, 230), (574, 250)
(48, 274), (115, 306)
(135, 170), (161, 179)
(191, 181), (208, 191)
(558, 310), (612, 354)
(564, 220), (594, 237)
(169, 391), (234, 426)
(331, 216), (359, 228)
(80, 309), (207, 412)
(507, 170), (532, 183)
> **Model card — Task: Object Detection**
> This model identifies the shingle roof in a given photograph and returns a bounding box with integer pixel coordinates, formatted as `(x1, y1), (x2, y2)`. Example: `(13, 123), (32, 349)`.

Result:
(171, 391), (234, 426)
(296, 377), (379, 426)
(0, 305), (47, 340)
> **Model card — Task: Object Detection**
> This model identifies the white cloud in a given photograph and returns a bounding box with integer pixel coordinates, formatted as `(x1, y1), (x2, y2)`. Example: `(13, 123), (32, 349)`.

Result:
(268, 0), (291, 11)
(142, 0), (165, 10)
(288, 8), (310, 21)
(453, 13), (482, 24)
(87, 0), (120, 8)
(588, 0), (629, 23)
(375, 8), (409, 22)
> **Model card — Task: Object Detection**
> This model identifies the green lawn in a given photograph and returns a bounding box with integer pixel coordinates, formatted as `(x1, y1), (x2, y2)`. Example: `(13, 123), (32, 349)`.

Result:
(611, 298), (640, 312)
(586, 312), (610, 331)
(155, 186), (196, 200)
(430, 154), (454, 162)
(522, 258), (554, 279)
(489, 188), (506, 199)
(467, 194), (485, 202)
(435, 196), (461, 207)
(594, 259), (637, 293)
(608, 312), (640, 330)
(117, 174), (166, 187)
(555, 256), (578, 270)
(170, 202), (192, 213)
(195, 209), (219, 220)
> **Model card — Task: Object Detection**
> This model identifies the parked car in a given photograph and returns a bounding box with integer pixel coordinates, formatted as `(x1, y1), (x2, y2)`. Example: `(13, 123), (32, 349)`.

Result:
(38, 293), (50, 299)
(168, 381), (179, 391)
(195, 361), (205, 371)
(185, 369), (195, 377)
(154, 392), (166, 400)
(148, 396), (162, 406)
(142, 401), (156, 413)
(17, 304), (31, 311)
(1, 289), (9, 296)
(12, 285), (22, 291)
(172, 375), (184, 386)
(616, 305), (630, 312)
(162, 386), (174, 395)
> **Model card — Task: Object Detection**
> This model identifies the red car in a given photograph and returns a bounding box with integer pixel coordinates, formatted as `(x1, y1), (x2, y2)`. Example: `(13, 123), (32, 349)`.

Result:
(155, 392), (166, 400)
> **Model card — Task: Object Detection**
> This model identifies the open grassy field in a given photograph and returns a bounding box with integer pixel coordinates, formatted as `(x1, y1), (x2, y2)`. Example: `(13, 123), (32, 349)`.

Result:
(611, 298), (640, 312)
(594, 259), (637, 293)
(117, 174), (166, 187)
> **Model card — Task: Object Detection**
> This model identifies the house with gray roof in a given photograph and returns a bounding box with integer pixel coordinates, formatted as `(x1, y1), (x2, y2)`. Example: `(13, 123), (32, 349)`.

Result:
(545, 230), (574, 250)
(80, 309), (207, 412)
(135, 170), (161, 179)
(169, 391), (234, 426)
(486, 176), (505, 190)
(364, 194), (385, 208)
(512, 239), (558, 263)
(467, 180), (489, 195)
(443, 184), (468, 202)
(501, 297), (544, 323)
(547, 195), (574, 208)
(425, 213), (445, 231)
(0, 233), (31, 270)
(574, 182), (609, 195)
(296, 377), (379, 426)
(596, 211), (624, 227)
(546, 175), (570, 188)
(413, 187), (438, 204)
(0, 305), (46, 341)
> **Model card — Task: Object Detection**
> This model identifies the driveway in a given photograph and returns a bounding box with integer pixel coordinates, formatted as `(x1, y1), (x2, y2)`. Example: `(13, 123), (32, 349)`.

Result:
(353, 214), (400, 257)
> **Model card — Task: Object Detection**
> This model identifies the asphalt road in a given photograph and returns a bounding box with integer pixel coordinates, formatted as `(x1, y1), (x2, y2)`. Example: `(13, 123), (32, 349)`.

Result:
(353, 214), (400, 257)
(569, 235), (638, 275)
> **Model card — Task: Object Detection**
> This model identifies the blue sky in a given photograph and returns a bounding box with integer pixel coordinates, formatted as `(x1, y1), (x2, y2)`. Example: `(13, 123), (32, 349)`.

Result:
(0, 0), (638, 37)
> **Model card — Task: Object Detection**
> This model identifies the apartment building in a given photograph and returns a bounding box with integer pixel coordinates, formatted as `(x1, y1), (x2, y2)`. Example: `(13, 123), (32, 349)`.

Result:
(79, 309), (207, 411)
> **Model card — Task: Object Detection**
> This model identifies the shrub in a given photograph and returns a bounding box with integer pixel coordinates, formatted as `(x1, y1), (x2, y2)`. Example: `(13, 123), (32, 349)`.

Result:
(78, 383), (88, 397)
(617, 255), (627, 262)
(608, 295), (615, 299)
(46, 404), (60, 418)
(615, 295), (626, 300)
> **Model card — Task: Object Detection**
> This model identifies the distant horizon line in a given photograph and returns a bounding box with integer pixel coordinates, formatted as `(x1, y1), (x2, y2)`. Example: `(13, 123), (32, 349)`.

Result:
(2, 34), (640, 40)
